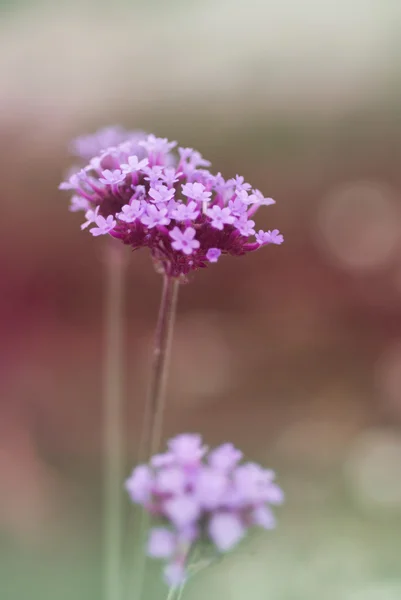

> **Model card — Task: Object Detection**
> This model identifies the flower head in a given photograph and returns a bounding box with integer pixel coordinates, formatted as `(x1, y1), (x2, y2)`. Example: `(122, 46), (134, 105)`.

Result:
(126, 434), (283, 585)
(60, 128), (283, 278)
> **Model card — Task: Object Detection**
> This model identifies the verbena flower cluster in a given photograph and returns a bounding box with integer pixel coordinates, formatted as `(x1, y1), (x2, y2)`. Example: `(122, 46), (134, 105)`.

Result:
(60, 128), (283, 277)
(125, 434), (284, 585)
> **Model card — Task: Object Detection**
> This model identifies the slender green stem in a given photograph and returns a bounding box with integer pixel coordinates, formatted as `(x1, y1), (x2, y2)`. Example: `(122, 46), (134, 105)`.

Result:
(166, 585), (180, 600)
(103, 243), (126, 600)
(138, 274), (180, 461)
(165, 581), (186, 600)
(131, 274), (180, 600)
(174, 582), (187, 600)
(165, 550), (210, 600)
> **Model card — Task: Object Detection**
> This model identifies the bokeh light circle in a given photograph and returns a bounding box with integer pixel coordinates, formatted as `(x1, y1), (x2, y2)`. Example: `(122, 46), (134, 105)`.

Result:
(345, 428), (401, 511)
(318, 181), (401, 270)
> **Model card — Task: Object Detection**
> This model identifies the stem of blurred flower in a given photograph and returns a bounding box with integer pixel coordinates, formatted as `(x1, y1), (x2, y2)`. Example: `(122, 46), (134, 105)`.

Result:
(103, 242), (126, 600)
(166, 579), (189, 600)
(166, 583), (185, 600)
(132, 274), (180, 600)
(165, 550), (210, 600)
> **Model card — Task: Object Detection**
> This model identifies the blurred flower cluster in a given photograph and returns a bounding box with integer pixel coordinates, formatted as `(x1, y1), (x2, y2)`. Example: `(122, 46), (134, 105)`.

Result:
(125, 434), (284, 585)
(59, 128), (283, 277)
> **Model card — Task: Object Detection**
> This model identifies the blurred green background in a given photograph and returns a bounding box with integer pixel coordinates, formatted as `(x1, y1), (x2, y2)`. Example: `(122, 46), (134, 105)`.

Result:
(1, 1), (401, 599)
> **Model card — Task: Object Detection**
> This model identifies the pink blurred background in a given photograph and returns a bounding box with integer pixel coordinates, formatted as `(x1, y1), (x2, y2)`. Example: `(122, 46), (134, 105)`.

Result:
(1, 1), (401, 599)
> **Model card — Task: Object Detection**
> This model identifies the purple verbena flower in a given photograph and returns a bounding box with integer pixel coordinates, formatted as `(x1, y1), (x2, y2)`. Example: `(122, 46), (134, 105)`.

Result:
(235, 215), (256, 237)
(208, 442), (243, 470)
(228, 196), (249, 217)
(167, 433), (206, 465)
(161, 167), (181, 187)
(117, 200), (145, 223)
(99, 169), (125, 186)
(206, 205), (235, 230)
(255, 229), (284, 245)
(181, 182), (212, 204)
(178, 147), (194, 162)
(247, 190), (276, 217)
(171, 201), (199, 222)
(143, 165), (164, 186)
(141, 204), (171, 229)
(139, 134), (177, 156)
(149, 185), (176, 204)
(90, 214), (117, 236)
(231, 174), (252, 192)
(125, 464), (153, 504)
(208, 512), (245, 551)
(59, 170), (86, 191)
(81, 207), (99, 230)
(253, 189), (276, 206)
(59, 129), (283, 277)
(169, 227), (200, 255)
(151, 453), (175, 468)
(69, 195), (90, 212)
(120, 155), (149, 174)
(164, 495), (201, 529)
(251, 505), (276, 529)
(194, 467), (228, 509)
(178, 147), (211, 169)
(235, 189), (254, 206)
(70, 126), (145, 160)
(155, 467), (187, 495)
(126, 434), (283, 586)
(206, 248), (221, 263)
(147, 528), (176, 558)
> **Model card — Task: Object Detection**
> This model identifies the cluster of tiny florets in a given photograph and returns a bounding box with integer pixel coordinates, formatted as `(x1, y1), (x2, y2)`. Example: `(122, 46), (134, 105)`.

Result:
(60, 129), (283, 277)
(125, 434), (284, 585)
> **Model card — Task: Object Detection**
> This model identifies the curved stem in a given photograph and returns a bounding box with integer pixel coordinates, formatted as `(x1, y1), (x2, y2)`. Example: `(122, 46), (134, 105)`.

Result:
(103, 242), (126, 600)
(131, 274), (180, 600)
